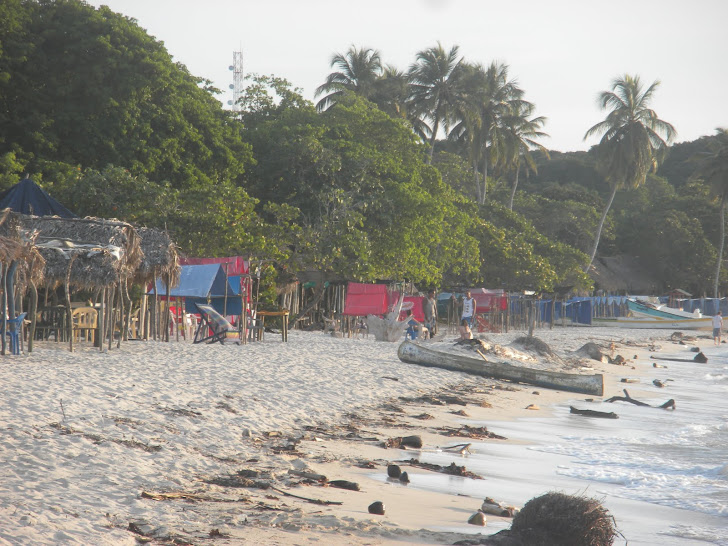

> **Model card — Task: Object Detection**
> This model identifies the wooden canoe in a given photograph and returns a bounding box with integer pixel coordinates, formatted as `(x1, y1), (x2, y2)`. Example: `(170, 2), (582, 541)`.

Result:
(397, 341), (604, 396)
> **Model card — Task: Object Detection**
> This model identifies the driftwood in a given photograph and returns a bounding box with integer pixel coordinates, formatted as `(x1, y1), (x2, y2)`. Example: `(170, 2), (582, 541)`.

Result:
(436, 425), (507, 440)
(481, 497), (520, 518)
(442, 443), (472, 454)
(269, 486), (343, 506)
(367, 293), (409, 341)
(395, 458), (483, 479)
(569, 406), (618, 419)
(327, 479), (360, 491)
(385, 435), (423, 449)
(651, 352), (707, 363)
(605, 389), (676, 409)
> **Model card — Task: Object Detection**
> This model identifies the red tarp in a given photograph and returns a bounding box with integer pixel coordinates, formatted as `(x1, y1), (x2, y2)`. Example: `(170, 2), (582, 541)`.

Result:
(343, 282), (388, 316)
(180, 256), (249, 276)
(390, 293), (426, 322)
(467, 288), (507, 312)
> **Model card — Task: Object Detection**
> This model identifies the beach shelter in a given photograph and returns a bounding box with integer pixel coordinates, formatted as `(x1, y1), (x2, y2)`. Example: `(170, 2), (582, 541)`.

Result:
(0, 178), (76, 218)
(152, 263), (242, 315)
(467, 288), (508, 312)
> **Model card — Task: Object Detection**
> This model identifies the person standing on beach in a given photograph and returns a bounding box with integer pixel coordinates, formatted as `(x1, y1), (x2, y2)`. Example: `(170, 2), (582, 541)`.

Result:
(713, 311), (723, 345)
(423, 290), (437, 338)
(461, 289), (476, 327)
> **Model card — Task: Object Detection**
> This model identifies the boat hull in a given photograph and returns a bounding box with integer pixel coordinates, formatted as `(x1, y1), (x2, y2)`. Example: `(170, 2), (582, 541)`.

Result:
(627, 300), (703, 320)
(592, 316), (712, 330)
(397, 341), (603, 396)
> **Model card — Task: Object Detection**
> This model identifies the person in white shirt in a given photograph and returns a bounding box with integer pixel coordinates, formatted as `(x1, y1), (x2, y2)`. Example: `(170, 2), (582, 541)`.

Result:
(712, 311), (723, 346)
(461, 290), (476, 327)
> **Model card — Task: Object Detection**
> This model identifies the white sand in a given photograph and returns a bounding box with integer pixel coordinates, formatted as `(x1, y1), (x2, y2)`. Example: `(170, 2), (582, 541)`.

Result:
(0, 326), (692, 544)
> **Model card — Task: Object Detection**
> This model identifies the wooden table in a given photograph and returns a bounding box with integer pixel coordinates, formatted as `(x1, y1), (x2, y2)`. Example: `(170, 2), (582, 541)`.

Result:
(256, 310), (290, 342)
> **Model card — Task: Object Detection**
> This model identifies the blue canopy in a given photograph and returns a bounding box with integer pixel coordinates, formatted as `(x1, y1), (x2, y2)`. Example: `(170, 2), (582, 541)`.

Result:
(151, 264), (242, 315)
(0, 178), (76, 218)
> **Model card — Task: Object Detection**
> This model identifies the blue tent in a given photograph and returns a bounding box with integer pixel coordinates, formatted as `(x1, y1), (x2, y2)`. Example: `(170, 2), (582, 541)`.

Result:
(0, 178), (76, 218)
(151, 263), (243, 315)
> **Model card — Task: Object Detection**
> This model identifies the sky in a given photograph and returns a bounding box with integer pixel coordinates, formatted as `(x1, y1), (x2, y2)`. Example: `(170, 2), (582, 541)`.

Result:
(87, 0), (727, 153)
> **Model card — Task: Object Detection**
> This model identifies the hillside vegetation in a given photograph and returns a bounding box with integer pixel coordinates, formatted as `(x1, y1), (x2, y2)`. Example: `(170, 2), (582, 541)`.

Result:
(1, 1), (725, 296)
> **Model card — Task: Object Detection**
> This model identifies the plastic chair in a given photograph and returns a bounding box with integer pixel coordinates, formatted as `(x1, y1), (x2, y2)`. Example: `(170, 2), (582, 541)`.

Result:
(3, 313), (27, 355)
(72, 307), (98, 343)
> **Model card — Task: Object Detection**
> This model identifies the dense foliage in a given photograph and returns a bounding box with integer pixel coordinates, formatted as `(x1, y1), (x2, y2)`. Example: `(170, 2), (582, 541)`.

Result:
(1, 1), (726, 295)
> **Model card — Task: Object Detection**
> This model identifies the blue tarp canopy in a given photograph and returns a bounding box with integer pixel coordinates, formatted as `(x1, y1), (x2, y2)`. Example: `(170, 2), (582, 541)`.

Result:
(0, 178), (76, 218)
(151, 264), (242, 315)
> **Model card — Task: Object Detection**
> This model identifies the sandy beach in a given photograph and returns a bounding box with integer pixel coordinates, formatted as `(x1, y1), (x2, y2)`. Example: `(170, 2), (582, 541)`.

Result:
(1, 325), (726, 545)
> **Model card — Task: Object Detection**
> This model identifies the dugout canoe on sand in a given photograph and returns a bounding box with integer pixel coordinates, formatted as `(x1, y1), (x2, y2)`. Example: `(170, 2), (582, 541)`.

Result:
(397, 341), (604, 396)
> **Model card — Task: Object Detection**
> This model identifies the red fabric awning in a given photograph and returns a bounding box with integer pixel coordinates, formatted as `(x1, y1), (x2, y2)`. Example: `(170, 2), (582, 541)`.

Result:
(467, 288), (507, 312)
(343, 282), (388, 316)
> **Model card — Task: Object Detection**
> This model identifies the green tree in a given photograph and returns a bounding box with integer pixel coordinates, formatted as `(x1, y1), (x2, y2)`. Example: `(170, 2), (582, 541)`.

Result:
(315, 46), (382, 112)
(408, 43), (464, 163)
(0, 0), (253, 190)
(583, 75), (676, 273)
(691, 128), (728, 296)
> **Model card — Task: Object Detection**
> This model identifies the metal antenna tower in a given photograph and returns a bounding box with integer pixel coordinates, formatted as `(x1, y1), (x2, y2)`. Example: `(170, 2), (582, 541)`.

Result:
(227, 50), (244, 111)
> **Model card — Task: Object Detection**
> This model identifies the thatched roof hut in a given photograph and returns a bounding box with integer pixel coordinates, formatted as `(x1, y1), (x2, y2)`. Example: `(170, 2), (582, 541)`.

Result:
(0, 209), (45, 288)
(136, 227), (180, 287)
(15, 214), (142, 289)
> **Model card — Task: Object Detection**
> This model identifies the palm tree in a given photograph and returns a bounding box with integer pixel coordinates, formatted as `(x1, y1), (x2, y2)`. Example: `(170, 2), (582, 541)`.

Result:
(370, 66), (431, 143)
(692, 128), (728, 297)
(449, 62), (525, 204)
(583, 74), (676, 273)
(503, 102), (549, 210)
(407, 43), (464, 163)
(315, 46), (382, 111)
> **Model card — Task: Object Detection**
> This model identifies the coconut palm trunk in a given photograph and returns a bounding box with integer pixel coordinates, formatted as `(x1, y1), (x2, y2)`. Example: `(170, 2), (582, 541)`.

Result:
(584, 184), (618, 274)
(508, 160), (521, 210)
(714, 194), (726, 298)
(427, 118), (440, 164)
(480, 150), (489, 204)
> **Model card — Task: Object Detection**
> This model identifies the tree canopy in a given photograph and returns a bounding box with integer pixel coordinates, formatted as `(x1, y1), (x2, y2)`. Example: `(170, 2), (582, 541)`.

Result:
(1, 5), (725, 296)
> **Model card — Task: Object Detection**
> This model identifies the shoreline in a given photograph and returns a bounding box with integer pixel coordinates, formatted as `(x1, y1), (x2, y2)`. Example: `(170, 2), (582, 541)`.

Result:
(0, 326), (722, 544)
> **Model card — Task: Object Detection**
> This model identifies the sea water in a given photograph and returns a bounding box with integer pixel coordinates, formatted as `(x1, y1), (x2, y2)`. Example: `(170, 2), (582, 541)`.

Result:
(404, 345), (728, 545)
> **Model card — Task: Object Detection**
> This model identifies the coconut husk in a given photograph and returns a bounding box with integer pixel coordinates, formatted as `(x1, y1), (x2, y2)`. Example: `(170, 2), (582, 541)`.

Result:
(509, 492), (618, 546)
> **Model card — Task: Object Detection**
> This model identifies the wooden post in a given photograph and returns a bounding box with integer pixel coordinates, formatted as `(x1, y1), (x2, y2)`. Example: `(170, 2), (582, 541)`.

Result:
(1, 264), (5, 355)
(163, 282), (171, 342)
(107, 285), (115, 351)
(122, 279), (132, 341)
(139, 292), (147, 340)
(64, 258), (75, 353)
(28, 281), (38, 353)
(175, 296), (180, 342)
(98, 287), (105, 352)
(550, 297), (556, 330)
(151, 268), (158, 341)
(116, 280), (123, 349)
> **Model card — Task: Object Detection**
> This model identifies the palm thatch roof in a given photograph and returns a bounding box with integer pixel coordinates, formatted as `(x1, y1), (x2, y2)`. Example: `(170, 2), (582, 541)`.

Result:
(0, 209), (45, 288)
(136, 227), (180, 286)
(16, 214), (142, 289)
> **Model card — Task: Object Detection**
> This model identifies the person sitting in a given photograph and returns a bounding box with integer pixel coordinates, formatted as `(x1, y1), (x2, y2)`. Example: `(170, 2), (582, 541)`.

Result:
(355, 317), (368, 339)
(405, 310), (422, 340)
(459, 318), (473, 340)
